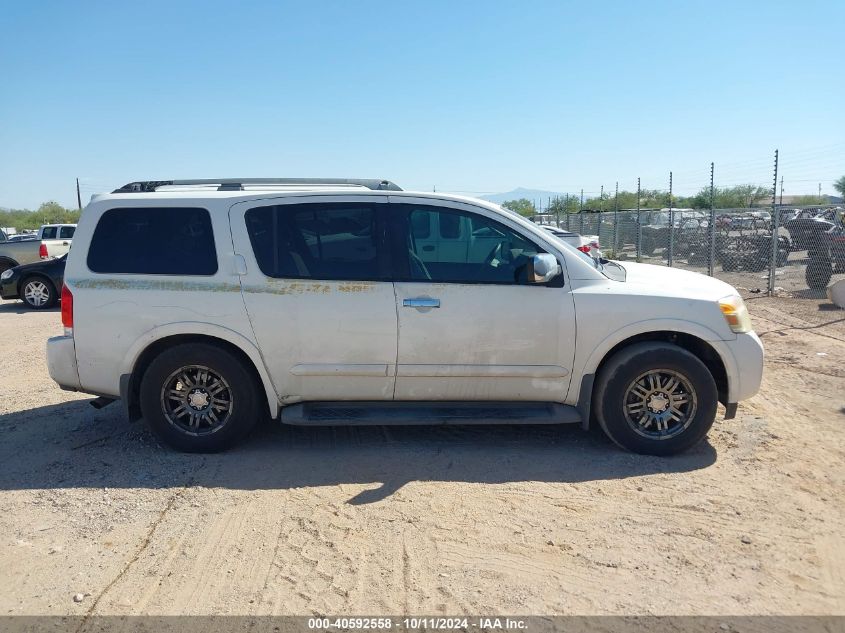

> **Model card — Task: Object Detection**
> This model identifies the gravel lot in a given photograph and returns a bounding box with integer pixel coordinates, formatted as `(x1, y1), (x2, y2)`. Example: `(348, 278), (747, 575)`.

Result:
(0, 295), (843, 616)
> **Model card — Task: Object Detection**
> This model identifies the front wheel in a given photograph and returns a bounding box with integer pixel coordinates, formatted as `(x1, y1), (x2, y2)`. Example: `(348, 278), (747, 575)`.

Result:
(139, 343), (262, 452)
(593, 343), (718, 455)
(21, 276), (57, 309)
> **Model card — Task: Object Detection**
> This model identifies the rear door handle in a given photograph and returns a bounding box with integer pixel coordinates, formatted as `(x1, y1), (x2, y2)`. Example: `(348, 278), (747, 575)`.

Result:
(403, 298), (440, 308)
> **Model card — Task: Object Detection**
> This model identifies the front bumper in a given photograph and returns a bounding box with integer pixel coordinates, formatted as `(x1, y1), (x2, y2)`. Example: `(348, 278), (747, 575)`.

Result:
(728, 331), (765, 403)
(0, 277), (20, 300)
(46, 335), (81, 391)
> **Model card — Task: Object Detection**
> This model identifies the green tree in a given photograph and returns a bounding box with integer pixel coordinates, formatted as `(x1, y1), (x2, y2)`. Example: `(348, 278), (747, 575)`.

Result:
(834, 175), (845, 199)
(688, 184), (772, 209)
(501, 198), (536, 217)
(0, 202), (80, 231)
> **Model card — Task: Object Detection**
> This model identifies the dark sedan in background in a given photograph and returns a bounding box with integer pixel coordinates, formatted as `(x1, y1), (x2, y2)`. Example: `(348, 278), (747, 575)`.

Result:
(0, 254), (66, 309)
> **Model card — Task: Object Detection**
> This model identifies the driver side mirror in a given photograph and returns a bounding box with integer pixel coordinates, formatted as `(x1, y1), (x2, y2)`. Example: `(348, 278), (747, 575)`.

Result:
(528, 253), (561, 284)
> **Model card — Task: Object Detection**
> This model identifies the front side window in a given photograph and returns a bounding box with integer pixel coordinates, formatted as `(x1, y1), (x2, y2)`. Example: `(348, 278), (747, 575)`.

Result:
(400, 205), (544, 284)
(87, 207), (217, 275)
(245, 203), (382, 280)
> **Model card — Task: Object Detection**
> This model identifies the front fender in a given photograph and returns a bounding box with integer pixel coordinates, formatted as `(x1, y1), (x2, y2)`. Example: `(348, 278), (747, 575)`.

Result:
(120, 321), (280, 418)
(566, 318), (738, 404)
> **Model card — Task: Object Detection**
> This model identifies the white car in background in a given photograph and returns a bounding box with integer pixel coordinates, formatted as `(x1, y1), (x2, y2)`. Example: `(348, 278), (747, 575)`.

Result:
(541, 226), (601, 256)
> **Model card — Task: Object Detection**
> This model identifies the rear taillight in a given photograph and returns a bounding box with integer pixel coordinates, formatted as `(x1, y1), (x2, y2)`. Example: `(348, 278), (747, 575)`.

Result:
(39, 243), (48, 259)
(577, 245), (590, 253)
(61, 284), (73, 331)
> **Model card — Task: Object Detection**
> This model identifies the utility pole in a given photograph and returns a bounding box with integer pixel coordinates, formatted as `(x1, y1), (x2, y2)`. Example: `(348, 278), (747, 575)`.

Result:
(600, 185), (604, 212)
(779, 176), (783, 205)
(819, 182), (822, 203)
(76, 178), (82, 210)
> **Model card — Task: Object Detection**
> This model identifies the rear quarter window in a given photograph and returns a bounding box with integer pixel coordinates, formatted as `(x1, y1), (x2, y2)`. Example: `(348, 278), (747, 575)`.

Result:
(87, 207), (217, 275)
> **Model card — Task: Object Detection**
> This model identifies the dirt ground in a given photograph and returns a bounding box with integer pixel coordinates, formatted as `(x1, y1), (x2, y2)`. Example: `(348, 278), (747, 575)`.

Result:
(0, 295), (843, 616)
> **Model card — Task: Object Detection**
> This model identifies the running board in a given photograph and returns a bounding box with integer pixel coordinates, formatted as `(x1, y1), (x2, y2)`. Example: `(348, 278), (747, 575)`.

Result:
(280, 401), (581, 426)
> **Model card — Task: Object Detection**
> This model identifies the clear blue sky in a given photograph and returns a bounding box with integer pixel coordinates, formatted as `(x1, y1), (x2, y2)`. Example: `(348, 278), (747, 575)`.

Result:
(1, 0), (843, 209)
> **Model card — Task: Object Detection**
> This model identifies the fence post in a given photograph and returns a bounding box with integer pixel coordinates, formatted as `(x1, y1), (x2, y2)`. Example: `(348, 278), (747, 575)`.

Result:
(636, 178), (642, 262)
(768, 150), (779, 295)
(708, 162), (716, 277)
(667, 171), (674, 267)
(613, 181), (619, 254)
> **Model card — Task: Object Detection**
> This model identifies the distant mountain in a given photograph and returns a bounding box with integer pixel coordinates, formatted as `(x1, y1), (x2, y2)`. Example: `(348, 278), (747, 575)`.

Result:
(479, 187), (567, 205)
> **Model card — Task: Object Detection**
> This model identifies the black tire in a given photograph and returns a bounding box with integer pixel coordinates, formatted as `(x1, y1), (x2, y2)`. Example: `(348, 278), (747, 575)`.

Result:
(805, 258), (832, 290)
(139, 343), (262, 452)
(721, 258), (738, 272)
(640, 235), (656, 256)
(593, 342), (718, 456)
(20, 275), (58, 309)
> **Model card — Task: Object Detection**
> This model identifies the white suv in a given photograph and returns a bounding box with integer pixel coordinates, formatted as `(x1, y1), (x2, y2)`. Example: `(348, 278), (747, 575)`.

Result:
(47, 178), (764, 455)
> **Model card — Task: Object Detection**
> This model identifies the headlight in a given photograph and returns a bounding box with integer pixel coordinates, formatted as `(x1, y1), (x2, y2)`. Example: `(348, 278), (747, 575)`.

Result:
(719, 295), (752, 333)
(0, 268), (14, 280)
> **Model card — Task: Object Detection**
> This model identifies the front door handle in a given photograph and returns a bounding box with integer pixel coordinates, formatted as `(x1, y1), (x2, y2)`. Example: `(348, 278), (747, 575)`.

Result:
(403, 298), (440, 308)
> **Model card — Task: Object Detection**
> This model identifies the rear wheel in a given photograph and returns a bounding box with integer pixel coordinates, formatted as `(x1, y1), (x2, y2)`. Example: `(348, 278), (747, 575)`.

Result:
(594, 342), (718, 455)
(21, 276), (57, 309)
(140, 343), (262, 452)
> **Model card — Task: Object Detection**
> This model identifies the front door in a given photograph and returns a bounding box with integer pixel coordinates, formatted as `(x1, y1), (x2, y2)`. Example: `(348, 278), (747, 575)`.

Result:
(229, 196), (397, 403)
(388, 197), (576, 401)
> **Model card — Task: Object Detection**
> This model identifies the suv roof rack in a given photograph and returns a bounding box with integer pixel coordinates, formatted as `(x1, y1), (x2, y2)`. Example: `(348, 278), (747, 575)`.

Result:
(112, 178), (402, 193)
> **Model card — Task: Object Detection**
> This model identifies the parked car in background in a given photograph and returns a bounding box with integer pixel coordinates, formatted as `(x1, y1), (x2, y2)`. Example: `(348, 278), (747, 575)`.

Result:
(541, 226), (601, 255)
(784, 210), (837, 252)
(38, 224), (76, 259)
(0, 253), (66, 309)
(0, 224), (76, 275)
(47, 177), (763, 456)
(8, 233), (38, 242)
(805, 222), (845, 289)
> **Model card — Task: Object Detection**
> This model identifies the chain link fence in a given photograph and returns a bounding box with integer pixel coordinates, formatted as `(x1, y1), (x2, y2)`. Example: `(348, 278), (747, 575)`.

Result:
(552, 205), (844, 297)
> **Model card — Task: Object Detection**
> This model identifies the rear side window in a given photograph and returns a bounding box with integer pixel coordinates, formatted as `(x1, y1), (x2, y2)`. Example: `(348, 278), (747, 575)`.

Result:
(41, 226), (57, 239)
(87, 207), (217, 275)
(59, 226), (75, 239)
(245, 203), (382, 280)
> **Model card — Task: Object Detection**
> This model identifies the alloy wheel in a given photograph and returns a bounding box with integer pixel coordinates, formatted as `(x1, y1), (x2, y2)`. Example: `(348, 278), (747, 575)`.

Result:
(160, 365), (233, 436)
(623, 369), (698, 439)
(23, 280), (51, 307)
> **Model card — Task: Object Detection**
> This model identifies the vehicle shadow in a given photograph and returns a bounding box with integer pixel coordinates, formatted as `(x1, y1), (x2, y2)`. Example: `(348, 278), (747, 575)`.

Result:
(0, 302), (60, 314)
(0, 401), (717, 504)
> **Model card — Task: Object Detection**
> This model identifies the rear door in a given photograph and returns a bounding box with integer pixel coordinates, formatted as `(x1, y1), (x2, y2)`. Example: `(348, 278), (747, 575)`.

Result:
(229, 196), (398, 402)
(388, 197), (576, 401)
